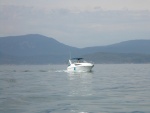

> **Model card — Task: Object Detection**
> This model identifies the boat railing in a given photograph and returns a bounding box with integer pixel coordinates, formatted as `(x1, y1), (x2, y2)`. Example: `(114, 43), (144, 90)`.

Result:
(69, 59), (94, 64)
(88, 61), (94, 64)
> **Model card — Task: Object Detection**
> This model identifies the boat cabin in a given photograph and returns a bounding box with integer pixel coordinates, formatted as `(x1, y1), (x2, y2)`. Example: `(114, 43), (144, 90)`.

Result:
(69, 58), (86, 64)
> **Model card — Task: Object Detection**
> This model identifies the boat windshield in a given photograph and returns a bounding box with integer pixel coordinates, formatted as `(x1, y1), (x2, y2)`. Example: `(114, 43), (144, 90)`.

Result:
(71, 58), (87, 63)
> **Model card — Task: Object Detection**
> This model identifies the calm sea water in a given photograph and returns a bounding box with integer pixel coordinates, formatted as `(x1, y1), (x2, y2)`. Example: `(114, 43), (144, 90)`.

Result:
(0, 64), (150, 113)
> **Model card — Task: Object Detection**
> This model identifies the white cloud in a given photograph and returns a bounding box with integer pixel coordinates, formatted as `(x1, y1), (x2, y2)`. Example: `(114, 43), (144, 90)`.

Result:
(1, 0), (150, 10)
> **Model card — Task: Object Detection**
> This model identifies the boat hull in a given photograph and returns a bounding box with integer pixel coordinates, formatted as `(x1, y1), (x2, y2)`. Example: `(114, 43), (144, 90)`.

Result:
(67, 65), (94, 72)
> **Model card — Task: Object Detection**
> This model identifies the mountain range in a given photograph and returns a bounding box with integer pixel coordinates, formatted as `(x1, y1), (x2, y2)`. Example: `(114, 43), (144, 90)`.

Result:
(0, 34), (150, 64)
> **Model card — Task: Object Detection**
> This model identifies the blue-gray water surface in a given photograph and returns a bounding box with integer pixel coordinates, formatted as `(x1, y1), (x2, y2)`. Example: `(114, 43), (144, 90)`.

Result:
(0, 64), (150, 113)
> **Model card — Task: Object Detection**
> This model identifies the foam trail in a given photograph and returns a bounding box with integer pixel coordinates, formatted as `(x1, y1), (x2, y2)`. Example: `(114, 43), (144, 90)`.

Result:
(55, 70), (67, 73)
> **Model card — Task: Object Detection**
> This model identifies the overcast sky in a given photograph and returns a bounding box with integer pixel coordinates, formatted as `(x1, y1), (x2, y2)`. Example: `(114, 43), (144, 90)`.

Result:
(0, 0), (150, 48)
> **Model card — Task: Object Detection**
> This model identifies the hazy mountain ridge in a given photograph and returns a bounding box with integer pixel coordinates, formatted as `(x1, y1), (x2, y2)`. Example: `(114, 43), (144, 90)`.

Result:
(0, 34), (150, 64)
(0, 34), (79, 56)
(83, 52), (150, 64)
(81, 40), (150, 54)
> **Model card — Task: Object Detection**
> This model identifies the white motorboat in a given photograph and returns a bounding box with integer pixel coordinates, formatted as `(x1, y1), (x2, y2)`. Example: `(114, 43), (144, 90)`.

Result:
(67, 58), (94, 72)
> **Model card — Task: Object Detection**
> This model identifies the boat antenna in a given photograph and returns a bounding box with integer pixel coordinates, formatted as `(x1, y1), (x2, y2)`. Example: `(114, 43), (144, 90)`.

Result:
(69, 51), (72, 59)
